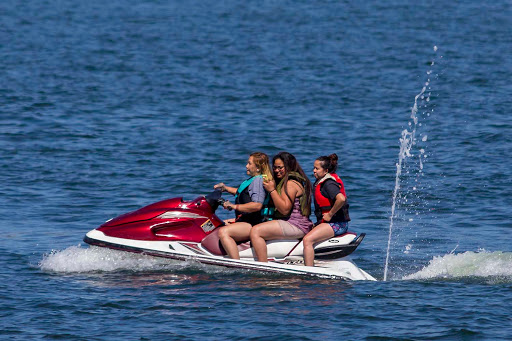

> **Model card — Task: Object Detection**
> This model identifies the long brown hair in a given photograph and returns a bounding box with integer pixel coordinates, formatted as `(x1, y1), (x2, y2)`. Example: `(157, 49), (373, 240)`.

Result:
(273, 151), (311, 216)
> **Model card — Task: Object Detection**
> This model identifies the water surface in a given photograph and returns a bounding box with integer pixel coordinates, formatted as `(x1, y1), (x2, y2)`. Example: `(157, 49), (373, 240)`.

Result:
(1, 0), (511, 340)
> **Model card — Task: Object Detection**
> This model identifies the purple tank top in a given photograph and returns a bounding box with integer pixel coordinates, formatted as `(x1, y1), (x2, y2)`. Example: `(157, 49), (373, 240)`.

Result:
(283, 197), (313, 234)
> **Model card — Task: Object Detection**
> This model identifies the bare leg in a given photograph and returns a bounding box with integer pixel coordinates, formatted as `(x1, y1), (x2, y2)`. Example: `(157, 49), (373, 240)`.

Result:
(218, 222), (252, 259)
(302, 223), (334, 267)
(250, 221), (286, 262)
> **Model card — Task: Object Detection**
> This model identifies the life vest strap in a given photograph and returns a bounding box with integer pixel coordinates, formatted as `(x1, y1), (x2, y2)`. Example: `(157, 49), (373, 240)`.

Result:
(235, 175), (261, 201)
(261, 192), (274, 220)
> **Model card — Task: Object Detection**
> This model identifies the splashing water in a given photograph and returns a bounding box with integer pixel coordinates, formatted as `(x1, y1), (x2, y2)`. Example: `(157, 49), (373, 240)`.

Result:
(39, 245), (174, 273)
(383, 46), (439, 281)
(403, 250), (512, 282)
(39, 245), (243, 275)
(383, 90), (424, 281)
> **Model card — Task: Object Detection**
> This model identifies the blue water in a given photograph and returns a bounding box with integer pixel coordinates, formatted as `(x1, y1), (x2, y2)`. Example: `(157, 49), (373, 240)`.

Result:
(2, 0), (512, 339)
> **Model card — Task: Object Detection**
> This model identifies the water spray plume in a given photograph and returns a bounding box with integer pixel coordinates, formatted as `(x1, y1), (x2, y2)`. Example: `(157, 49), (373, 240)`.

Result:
(383, 87), (425, 281)
(384, 46), (438, 280)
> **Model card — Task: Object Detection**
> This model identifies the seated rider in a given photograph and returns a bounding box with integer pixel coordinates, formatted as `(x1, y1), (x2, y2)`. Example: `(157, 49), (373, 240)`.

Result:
(214, 152), (273, 259)
(250, 152), (313, 262)
(302, 153), (350, 266)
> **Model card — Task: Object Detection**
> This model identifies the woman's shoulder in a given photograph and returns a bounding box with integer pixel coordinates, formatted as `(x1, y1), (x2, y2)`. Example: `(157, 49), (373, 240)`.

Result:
(324, 177), (340, 185)
(252, 176), (264, 186)
(248, 176), (264, 191)
(287, 179), (304, 193)
(323, 178), (341, 189)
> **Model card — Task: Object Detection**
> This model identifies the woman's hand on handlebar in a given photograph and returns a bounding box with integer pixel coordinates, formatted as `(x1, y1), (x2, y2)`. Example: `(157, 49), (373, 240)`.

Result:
(222, 200), (236, 211)
(214, 182), (226, 192)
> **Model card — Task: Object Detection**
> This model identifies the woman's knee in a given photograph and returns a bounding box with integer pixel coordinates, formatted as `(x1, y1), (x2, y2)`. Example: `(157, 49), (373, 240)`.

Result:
(250, 223), (269, 239)
(218, 226), (230, 239)
(302, 234), (314, 247)
(250, 226), (261, 239)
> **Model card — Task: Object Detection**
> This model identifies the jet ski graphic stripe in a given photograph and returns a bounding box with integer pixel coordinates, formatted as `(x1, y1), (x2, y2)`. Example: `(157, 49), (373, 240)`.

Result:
(180, 243), (207, 255)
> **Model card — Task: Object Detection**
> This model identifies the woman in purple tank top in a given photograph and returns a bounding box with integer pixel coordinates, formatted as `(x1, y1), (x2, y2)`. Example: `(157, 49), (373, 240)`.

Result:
(250, 152), (313, 262)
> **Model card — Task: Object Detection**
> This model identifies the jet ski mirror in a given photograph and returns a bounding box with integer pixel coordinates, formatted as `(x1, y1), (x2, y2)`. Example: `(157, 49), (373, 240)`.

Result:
(205, 188), (223, 211)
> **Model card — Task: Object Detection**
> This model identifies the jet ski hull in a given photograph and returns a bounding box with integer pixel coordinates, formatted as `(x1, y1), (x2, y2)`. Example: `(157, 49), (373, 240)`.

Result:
(84, 229), (376, 281)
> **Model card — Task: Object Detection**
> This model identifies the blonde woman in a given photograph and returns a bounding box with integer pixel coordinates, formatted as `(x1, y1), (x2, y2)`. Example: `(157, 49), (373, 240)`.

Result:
(214, 152), (273, 259)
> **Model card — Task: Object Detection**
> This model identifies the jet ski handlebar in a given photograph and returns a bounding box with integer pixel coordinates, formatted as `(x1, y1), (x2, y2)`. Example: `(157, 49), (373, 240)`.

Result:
(205, 188), (233, 211)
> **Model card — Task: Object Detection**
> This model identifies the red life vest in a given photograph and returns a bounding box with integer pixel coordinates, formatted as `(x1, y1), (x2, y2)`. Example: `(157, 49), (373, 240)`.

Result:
(314, 173), (350, 222)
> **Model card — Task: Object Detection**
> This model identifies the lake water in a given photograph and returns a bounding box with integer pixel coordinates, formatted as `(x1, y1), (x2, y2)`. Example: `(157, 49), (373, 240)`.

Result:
(1, 0), (511, 340)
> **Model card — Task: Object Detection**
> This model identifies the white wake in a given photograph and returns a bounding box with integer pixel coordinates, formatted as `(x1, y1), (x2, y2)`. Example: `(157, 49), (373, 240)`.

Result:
(39, 245), (241, 275)
(39, 245), (174, 273)
(403, 250), (512, 280)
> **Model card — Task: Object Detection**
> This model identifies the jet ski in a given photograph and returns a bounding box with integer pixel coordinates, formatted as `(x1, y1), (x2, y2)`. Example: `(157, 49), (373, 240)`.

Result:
(84, 189), (376, 281)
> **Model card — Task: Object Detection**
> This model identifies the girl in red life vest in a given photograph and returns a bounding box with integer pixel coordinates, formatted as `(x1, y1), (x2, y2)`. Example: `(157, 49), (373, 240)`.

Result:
(303, 153), (351, 267)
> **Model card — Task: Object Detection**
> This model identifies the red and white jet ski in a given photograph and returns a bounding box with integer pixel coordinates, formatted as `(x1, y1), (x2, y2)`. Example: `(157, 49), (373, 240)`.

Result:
(84, 189), (376, 281)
